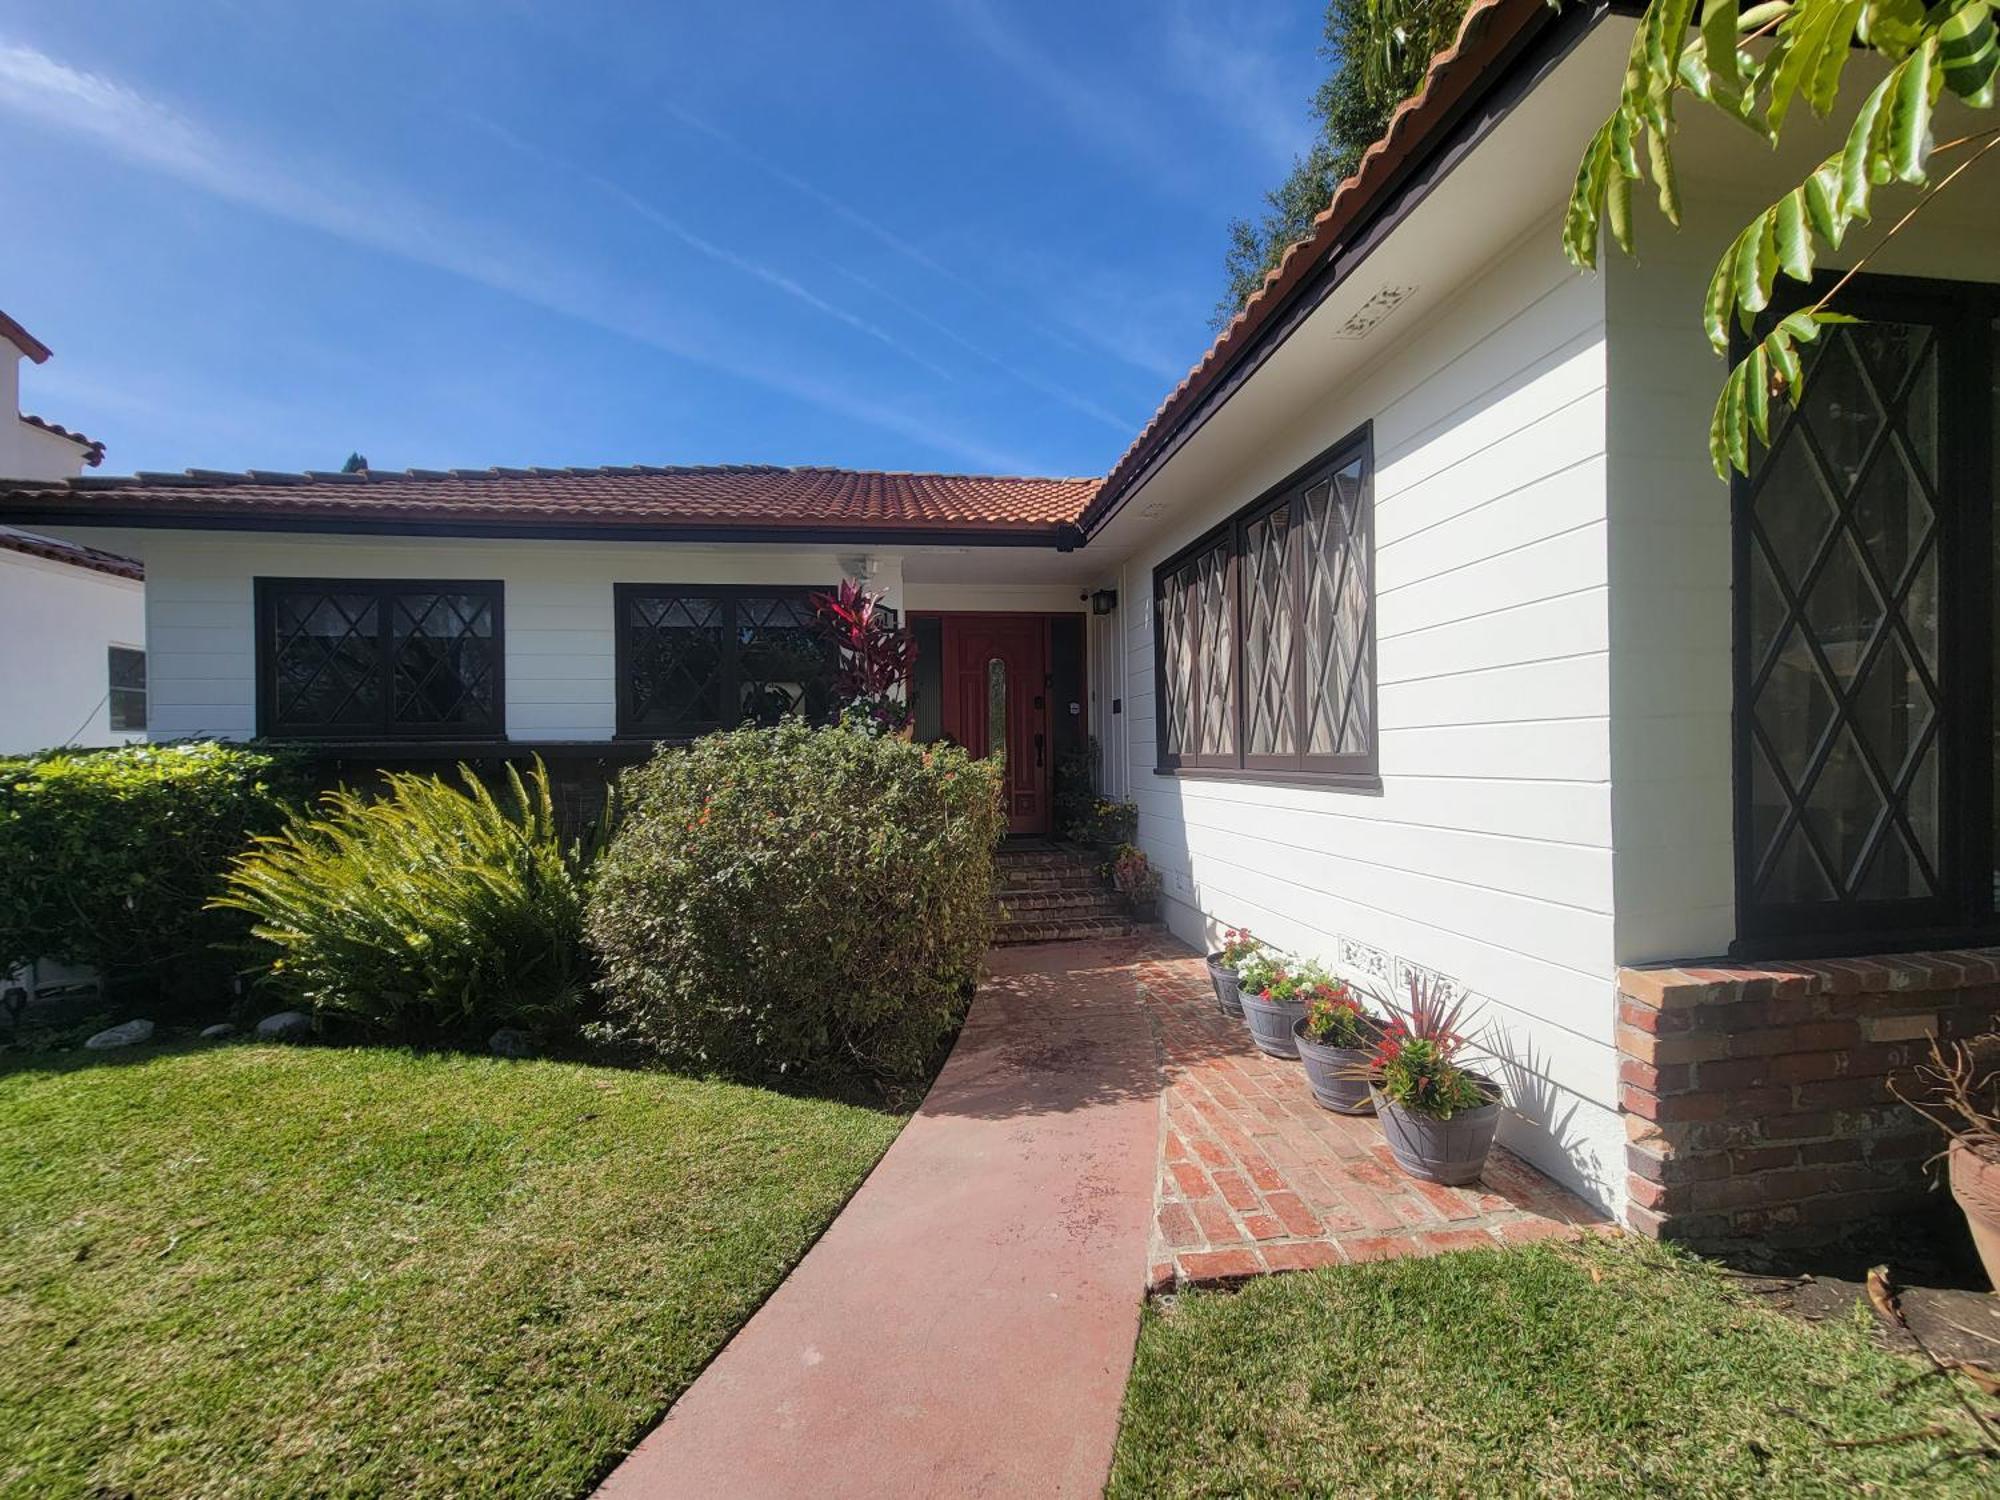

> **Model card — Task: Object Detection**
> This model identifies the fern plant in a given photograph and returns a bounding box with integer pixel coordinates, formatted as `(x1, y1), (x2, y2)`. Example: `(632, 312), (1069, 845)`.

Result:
(213, 760), (601, 1040)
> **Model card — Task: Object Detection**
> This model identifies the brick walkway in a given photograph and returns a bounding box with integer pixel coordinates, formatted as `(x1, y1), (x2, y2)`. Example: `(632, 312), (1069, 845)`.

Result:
(1133, 943), (1611, 1290)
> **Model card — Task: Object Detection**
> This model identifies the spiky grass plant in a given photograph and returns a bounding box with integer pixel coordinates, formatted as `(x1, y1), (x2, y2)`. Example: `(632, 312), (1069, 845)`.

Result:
(213, 760), (600, 1040)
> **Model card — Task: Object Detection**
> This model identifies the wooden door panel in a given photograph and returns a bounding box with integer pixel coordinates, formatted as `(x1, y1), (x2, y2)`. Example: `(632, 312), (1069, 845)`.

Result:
(940, 616), (1049, 835)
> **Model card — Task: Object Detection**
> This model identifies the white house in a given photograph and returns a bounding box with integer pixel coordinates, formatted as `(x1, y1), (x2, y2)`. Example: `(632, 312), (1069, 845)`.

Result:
(0, 310), (143, 754)
(2, 0), (1995, 1247)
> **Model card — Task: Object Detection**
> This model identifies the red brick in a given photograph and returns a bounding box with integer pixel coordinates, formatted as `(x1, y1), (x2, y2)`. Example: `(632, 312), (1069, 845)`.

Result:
(1164, 1130), (1191, 1163)
(1260, 1241), (1342, 1273)
(1625, 1174), (1679, 1213)
(1495, 1216), (1575, 1245)
(1189, 1197), (1238, 1244)
(1693, 1056), (1772, 1090)
(1619, 1056), (1691, 1094)
(1407, 1177), (1481, 1222)
(1241, 1152), (1286, 1192)
(1794, 1077), (1891, 1110)
(1170, 1161), (1215, 1199)
(1240, 1213), (1285, 1241)
(1147, 1261), (1176, 1295)
(1337, 1189), (1401, 1233)
(1190, 1136), (1230, 1169)
(1266, 1191), (1322, 1238)
(1156, 1203), (1201, 1249)
(1179, 1249), (1261, 1284)
(1211, 1169), (1260, 1213)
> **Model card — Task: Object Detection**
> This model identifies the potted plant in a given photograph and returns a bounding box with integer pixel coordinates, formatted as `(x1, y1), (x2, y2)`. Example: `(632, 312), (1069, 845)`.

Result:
(1293, 979), (1378, 1114)
(1086, 798), (1138, 864)
(1892, 1032), (2000, 1290)
(1205, 926), (1260, 1016)
(1239, 956), (1330, 1060)
(1366, 975), (1502, 1186)
(1110, 843), (1161, 922)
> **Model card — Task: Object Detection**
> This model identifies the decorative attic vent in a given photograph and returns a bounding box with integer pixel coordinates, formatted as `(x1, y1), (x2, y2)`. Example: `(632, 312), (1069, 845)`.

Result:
(1333, 285), (1415, 339)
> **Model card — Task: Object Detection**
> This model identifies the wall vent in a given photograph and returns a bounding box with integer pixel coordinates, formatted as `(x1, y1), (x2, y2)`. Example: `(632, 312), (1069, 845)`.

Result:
(1333, 285), (1416, 339)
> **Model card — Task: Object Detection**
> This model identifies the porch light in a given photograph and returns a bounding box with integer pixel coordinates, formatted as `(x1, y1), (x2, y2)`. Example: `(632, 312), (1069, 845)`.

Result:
(1091, 589), (1118, 616)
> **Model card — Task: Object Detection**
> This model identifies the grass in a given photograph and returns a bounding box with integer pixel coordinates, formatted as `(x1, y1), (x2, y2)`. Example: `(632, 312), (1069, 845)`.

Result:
(0, 1039), (906, 1499)
(1111, 1236), (1995, 1499)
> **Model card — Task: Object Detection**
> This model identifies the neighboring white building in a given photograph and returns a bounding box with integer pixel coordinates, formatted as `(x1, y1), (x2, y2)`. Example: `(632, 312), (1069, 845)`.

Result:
(2, 0), (1995, 1245)
(0, 310), (142, 754)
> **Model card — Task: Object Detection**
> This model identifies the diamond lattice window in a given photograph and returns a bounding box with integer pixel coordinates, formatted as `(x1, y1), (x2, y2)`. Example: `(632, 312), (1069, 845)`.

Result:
(260, 580), (502, 738)
(1734, 276), (2000, 948)
(1154, 429), (1375, 780)
(618, 587), (837, 737)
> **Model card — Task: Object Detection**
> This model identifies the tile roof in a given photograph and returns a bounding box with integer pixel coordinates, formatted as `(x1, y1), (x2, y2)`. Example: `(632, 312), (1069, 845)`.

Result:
(0, 525), (142, 581)
(0, 463), (1101, 536)
(19, 413), (106, 467)
(1078, 0), (1558, 531)
(0, 310), (52, 365)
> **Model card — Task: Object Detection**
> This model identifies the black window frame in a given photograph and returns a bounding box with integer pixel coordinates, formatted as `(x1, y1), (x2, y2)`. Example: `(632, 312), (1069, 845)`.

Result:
(1152, 423), (1378, 788)
(614, 582), (838, 740)
(107, 645), (146, 733)
(1730, 271), (2000, 957)
(255, 577), (506, 741)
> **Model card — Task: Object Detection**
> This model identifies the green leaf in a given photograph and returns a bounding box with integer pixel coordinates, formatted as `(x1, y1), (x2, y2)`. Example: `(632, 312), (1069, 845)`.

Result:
(1773, 189), (1812, 279)
(1858, 0), (1927, 55)
(1765, 0), (1868, 135)
(1710, 309), (1855, 477)
(1939, 0), (1998, 106)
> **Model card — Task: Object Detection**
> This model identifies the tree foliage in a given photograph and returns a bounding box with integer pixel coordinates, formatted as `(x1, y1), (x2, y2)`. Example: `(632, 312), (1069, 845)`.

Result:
(1563, 0), (1999, 477)
(1217, 0), (1474, 326)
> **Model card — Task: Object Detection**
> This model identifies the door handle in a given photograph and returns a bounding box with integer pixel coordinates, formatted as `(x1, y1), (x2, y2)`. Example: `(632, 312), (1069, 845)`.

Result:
(1034, 732), (1045, 769)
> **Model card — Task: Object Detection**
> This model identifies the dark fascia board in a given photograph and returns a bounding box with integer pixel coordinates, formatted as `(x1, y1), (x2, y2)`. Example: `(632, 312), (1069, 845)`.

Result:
(0, 506), (1076, 550)
(1079, 0), (1621, 542)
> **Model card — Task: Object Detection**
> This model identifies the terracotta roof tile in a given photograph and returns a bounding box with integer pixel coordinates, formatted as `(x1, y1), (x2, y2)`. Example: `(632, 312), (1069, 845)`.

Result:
(19, 413), (106, 467)
(0, 463), (1101, 536)
(0, 310), (52, 365)
(0, 525), (142, 580)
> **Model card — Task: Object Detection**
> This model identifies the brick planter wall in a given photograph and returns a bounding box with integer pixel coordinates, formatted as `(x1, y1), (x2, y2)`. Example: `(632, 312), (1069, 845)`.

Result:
(1616, 951), (2000, 1248)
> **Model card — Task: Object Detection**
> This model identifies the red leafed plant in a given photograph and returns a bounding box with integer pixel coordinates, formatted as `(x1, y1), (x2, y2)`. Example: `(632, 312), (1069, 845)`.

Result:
(810, 578), (918, 732)
(1368, 971), (1490, 1120)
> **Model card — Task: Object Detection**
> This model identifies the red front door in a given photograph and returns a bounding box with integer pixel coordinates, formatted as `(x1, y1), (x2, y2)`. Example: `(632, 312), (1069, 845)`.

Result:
(943, 616), (1050, 835)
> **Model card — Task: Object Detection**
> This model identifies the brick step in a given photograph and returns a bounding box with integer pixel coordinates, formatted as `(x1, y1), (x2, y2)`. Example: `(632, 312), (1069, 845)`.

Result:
(997, 886), (1125, 915)
(997, 872), (1106, 896)
(993, 848), (1101, 872)
(993, 914), (1136, 946)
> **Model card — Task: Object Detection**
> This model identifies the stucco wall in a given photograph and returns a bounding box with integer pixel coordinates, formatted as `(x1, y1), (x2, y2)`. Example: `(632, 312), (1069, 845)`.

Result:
(1110, 222), (1623, 1210)
(0, 548), (145, 753)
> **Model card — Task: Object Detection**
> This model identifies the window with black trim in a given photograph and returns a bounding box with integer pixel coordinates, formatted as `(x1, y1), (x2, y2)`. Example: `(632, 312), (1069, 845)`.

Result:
(108, 646), (145, 732)
(616, 584), (838, 738)
(1734, 274), (1999, 953)
(256, 579), (503, 739)
(1154, 426), (1375, 782)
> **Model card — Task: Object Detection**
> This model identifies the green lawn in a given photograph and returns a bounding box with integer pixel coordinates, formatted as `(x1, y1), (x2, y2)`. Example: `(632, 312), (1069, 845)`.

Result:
(1112, 1237), (1993, 1499)
(0, 1040), (905, 1499)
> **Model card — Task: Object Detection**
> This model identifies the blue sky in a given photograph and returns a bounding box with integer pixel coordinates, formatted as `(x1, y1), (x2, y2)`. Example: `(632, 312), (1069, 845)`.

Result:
(0, 2), (1325, 479)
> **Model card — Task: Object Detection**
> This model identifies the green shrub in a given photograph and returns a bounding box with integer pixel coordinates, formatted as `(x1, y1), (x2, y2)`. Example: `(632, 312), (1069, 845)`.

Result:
(0, 742), (295, 1007)
(587, 718), (1005, 1088)
(1053, 736), (1099, 841)
(213, 761), (598, 1040)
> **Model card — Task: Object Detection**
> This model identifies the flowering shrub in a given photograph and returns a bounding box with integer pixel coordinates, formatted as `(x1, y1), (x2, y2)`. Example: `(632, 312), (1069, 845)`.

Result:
(1300, 980), (1372, 1050)
(1216, 927), (1262, 970)
(587, 718), (1005, 1088)
(1241, 956), (1337, 1008)
(1371, 974), (1491, 1119)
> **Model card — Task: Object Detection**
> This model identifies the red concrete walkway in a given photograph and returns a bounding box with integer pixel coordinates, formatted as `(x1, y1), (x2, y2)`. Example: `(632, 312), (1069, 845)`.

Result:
(596, 939), (1160, 1500)
(1135, 946), (1611, 1287)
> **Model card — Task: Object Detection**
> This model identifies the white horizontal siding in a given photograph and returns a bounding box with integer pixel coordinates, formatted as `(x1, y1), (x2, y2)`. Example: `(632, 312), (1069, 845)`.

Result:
(1112, 213), (1623, 1208)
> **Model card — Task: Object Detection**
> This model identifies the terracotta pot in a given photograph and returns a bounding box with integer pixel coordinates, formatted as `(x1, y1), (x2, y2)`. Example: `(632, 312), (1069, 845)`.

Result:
(1948, 1139), (2000, 1291)
(1205, 955), (1244, 1016)
(1373, 1073), (1502, 1186)
(1292, 1018), (1375, 1115)
(1240, 987), (1306, 1059)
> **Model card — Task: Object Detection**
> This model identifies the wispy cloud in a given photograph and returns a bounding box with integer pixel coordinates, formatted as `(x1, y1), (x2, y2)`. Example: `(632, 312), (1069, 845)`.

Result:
(0, 40), (1044, 473)
(653, 101), (1104, 366)
(943, 0), (1190, 193)
(1160, 1), (1316, 167)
